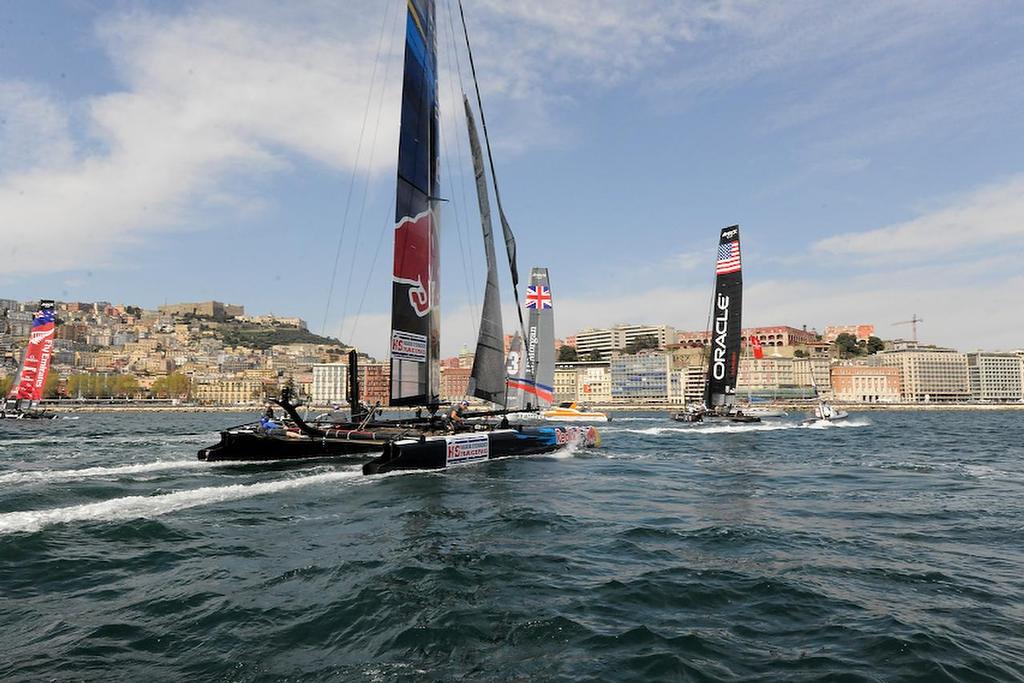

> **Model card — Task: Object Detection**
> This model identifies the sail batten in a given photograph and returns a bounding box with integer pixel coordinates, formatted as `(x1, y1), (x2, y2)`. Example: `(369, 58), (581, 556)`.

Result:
(464, 99), (506, 404)
(705, 225), (743, 408)
(389, 0), (440, 407)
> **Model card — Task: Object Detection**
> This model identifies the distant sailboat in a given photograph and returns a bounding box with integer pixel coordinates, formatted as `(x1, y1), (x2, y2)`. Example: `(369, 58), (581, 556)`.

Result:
(674, 226), (760, 424)
(2, 300), (58, 420)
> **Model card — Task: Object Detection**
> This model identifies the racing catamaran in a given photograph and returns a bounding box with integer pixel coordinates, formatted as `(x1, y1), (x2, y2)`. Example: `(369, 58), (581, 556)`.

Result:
(673, 225), (760, 424)
(2, 300), (58, 420)
(200, 0), (599, 468)
(362, 2), (600, 473)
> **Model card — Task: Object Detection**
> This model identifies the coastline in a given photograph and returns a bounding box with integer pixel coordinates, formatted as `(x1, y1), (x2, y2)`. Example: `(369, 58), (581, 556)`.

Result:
(29, 402), (1024, 413)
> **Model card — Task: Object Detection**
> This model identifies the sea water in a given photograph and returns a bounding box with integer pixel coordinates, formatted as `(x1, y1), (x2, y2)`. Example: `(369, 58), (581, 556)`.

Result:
(1, 410), (1022, 681)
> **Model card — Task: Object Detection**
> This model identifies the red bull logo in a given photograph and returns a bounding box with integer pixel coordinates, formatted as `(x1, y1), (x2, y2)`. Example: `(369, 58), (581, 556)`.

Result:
(393, 209), (433, 317)
(554, 426), (601, 447)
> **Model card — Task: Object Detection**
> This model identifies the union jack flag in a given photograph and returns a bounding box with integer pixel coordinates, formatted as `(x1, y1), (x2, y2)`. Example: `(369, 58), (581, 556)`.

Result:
(525, 285), (552, 309)
(716, 241), (741, 274)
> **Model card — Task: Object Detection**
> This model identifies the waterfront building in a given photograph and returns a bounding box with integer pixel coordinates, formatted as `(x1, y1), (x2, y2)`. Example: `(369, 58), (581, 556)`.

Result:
(966, 352), (1023, 402)
(823, 324), (876, 342)
(553, 366), (577, 403)
(610, 351), (671, 404)
(677, 325), (819, 349)
(553, 361), (613, 404)
(312, 363), (348, 405)
(576, 324), (676, 359)
(439, 366), (471, 402)
(358, 361), (390, 407)
(193, 379), (264, 405)
(877, 345), (970, 402)
(831, 366), (901, 403)
(793, 357), (832, 392)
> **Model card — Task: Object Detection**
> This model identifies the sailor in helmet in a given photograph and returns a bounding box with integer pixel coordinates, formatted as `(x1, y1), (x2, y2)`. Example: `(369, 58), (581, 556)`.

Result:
(448, 399), (470, 431)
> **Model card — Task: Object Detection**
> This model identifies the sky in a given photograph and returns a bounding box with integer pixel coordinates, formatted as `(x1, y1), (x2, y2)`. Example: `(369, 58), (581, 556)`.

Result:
(1, 0), (1022, 358)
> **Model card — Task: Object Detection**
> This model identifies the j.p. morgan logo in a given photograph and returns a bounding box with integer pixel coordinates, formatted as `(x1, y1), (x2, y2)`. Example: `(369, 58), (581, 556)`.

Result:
(721, 227), (738, 240)
(712, 293), (730, 380)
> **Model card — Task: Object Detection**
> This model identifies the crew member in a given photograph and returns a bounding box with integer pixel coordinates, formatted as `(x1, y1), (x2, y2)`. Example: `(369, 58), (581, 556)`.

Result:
(259, 406), (282, 434)
(447, 400), (469, 431)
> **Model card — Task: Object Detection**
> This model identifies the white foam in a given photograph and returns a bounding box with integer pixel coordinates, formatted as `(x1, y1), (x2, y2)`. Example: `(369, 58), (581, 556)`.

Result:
(607, 422), (801, 436)
(0, 469), (362, 534)
(0, 460), (216, 485)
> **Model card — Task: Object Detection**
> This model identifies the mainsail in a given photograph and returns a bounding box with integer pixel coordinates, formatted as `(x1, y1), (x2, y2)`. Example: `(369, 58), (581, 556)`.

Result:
(389, 0), (441, 407)
(8, 300), (56, 406)
(464, 96), (506, 405)
(523, 267), (555, 407)
(705, 225), (743, 408)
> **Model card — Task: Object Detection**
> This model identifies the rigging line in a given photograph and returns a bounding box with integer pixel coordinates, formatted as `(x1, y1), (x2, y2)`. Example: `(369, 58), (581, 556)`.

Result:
(343, 4), (403, 344)
(456, 0), (528, 344)
(444, 0), (487, 322)
(439, 0), (481, 338)
(701, 251), (717, 406)
(338, 0), (401, 342)
(346, 204), (392, 345)
(320, 0), (393, 338)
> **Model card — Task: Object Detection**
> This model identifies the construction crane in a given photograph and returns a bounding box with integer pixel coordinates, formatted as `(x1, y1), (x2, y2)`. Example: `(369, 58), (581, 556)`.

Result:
(893, 314), (924, 342)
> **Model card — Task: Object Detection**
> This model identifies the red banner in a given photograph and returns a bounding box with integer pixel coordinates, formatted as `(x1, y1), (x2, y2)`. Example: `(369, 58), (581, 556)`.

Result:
(12, 306), (56, 401)
(750, 335), (764, 360)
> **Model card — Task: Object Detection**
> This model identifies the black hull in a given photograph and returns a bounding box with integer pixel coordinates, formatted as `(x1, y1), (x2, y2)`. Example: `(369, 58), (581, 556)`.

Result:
(363, 424), (600, 475)
(198, 430), (386, 462)
(1, 410), (58, 420)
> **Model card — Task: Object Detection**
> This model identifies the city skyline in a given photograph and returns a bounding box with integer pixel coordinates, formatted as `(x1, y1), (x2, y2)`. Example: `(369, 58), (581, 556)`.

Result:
(2, 1), (1022, 358)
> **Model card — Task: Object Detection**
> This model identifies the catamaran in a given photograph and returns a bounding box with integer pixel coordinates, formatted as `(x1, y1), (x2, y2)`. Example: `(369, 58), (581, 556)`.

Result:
(200, 0), (600, 469)
(673, 226), (760, 424)
(1, 300), (58, 420)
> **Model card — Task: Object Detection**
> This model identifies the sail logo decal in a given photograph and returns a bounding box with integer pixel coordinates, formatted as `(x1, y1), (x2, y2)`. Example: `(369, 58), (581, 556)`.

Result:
(445, 433), (489, 466)
(554, 426), (599, 446)
(30, 328), (54, 345)
(712, 294), (730, 381)
(525, 285), (552, 309)
(393, 209), (432, 317)
(506, 350), (520, 374)
(721, 227), (739, 240)
(392, 330), (427, 362)
(716, 241), (741, 274)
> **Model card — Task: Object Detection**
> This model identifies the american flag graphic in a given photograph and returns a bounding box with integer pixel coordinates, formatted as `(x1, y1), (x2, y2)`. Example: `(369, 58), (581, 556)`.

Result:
(525, 285), (552, 309)
(716, 241), (741, 274)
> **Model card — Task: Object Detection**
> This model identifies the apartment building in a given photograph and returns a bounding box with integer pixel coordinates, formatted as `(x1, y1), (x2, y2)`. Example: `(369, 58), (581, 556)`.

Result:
(610, 351), (671, 403)
(575, 324), (676, 359)
(967, 352), (1023, 402)
(831, 366), (901, 403)
(312, 363), (348, 405)
(877, 346), (970, 402)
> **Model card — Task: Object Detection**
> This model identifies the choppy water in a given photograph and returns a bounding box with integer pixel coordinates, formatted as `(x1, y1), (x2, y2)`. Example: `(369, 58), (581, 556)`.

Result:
(2, 410), (1023, 681)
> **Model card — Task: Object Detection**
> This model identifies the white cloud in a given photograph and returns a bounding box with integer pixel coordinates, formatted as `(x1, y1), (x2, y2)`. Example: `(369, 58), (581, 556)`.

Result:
(0, 3), (405, 276)
(813, 175), (1024, 260)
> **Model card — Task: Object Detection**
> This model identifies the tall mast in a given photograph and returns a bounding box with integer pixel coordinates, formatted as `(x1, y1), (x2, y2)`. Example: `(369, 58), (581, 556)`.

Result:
(389, 0), (441, 408)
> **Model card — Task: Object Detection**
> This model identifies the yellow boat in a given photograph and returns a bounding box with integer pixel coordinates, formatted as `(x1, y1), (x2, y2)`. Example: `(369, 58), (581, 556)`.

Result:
(540, 401), (610, 423)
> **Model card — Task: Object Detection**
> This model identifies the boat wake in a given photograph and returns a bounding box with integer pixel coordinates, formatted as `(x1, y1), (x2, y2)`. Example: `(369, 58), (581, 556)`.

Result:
(801, 418), (872, 430)
(0, 468), (363, 534)
(607, 423), (801, 436)
(0, 460), (215, 485)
